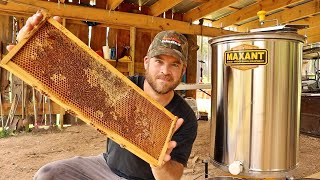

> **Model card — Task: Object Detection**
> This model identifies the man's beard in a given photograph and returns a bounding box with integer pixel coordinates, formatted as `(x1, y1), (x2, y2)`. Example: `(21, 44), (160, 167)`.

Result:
(145, 70), (182, 94)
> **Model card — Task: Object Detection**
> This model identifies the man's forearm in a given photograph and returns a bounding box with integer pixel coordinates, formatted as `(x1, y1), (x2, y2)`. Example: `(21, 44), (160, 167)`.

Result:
(151, 160), (184, 180)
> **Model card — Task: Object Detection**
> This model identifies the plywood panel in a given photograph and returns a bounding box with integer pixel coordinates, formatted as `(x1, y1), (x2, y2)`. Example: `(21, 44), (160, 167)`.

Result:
(135, 29), (152, 65)
(65, 20), (89, 45)
(0, 15), (11, 55)
(91, 26), (106, 52)
(301, 96), (320, 137)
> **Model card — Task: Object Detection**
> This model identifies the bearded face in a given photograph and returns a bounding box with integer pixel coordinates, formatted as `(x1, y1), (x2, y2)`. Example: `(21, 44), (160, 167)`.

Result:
(144, 55), (185, 94)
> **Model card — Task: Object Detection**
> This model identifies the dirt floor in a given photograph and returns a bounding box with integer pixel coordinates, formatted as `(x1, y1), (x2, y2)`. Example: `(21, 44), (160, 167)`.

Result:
(1, 121), (320, 180)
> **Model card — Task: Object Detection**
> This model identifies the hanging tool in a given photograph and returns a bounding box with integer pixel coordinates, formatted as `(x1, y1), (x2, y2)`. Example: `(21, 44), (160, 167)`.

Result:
(198, 19), (205, 83)
(118, 46), (131, 62)
(21, 81), (29, 131)
(5, 92), (21, 131)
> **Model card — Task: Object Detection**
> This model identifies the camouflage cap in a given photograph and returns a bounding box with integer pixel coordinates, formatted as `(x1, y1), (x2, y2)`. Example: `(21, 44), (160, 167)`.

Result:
(147, 30), (188, 64)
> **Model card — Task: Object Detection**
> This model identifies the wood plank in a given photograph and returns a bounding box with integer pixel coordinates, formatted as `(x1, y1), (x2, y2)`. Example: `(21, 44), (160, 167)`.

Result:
(0, 15), (11, 54)
(106, 0), (124, 10)
(134, 62), (145, 75)
(185, 34), (198, 99)
(67, 19), (131, 30)
(305, 34), (320, 44)
(211, 0), (306, 28)
(301, 96), (320, 136)
(58, 107), (65, 129)
(129, 27), (136, 76)
(114, 29), (130, 60)
(237, 0), (320, 32)
(293, 15), (320, 29)
(91, 25), (106, 51)
(0, 0), (233, 37)
(65, 20), (89, 45)
(117, 2), (149, 15)
(296, 16), (320, 39)
(106, 60), (131, 73)
(95, 0), (107, 9)
(183, 0), (240, 22)
(1, 101), (63, 115)
(135, 29), (154, 70)
(149, 0), (183, 17)
(301, 25), (320, 37)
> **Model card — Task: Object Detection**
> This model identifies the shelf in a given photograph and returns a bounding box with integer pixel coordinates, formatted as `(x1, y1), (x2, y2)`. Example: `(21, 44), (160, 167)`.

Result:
(106, 59), (132, 63)
(303, 43), (320, 60)
(175, 83), (211, 90)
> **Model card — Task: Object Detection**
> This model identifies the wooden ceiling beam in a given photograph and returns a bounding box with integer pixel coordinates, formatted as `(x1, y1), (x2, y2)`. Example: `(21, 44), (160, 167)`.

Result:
(237, 0), (320, 32)
(149, 0), (183, 17)
(305, 34), (320, 44)
(191, 0), (209, 3)
(183, 0), (241, 22)
(0, 0), (234, 37)
(107, 0), (124, 10)
(302, 26), (320, 37)
(292, 15), (320, 28)
(211, 0), (306, 28)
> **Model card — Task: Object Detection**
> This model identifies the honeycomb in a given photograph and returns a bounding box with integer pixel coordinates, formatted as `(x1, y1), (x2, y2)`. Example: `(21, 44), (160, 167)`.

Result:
(1, 18), (177, 166)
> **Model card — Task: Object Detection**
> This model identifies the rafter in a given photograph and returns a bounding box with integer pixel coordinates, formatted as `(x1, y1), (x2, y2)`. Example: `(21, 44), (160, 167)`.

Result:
(211, 0), (306, 28)
(149, 0), (183, 17)
(191, 0), (209, 3)
(183, 0), (241, 22)
(296, 16), (320, 40)
(0, 0), (233, 37)
(107, 0), (124, 10)
(292, 15), (320, 28)
(302, 26), (320, 37)
(237, 0), (320, 32)
(306, 34), (320, 44)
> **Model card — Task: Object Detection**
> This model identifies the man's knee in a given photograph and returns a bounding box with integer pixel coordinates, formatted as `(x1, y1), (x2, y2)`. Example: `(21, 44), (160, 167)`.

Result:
(34, 163), (62, 180)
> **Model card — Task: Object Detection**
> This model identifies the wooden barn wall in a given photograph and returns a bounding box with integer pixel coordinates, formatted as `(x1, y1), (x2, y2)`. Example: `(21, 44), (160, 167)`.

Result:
(0, 15), (12, 104)
(108, 28), (130, 60)
(0, 15), (12, 56)
(134, 29), (152, 75)
(65, 21), (89, 47)
(91, 26), (106, 52)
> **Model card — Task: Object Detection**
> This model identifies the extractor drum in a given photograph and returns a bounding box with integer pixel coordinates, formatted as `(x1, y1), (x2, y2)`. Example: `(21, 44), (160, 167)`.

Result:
(209, 31), (305, 177)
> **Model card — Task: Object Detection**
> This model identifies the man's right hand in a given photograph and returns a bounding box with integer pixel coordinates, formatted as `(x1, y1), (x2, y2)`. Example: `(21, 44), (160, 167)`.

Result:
(6, 11), (62, 52)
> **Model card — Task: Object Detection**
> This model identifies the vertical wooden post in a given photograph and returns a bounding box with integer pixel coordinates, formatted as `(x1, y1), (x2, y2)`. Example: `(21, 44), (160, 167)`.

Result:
(62, 18), (66, 27)
(129, 27), (136, 76)
(185, 34), (197, 99)
(59, 107), (65, 129)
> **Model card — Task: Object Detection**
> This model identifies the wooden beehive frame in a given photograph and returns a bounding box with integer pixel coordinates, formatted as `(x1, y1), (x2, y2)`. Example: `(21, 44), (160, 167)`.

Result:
(0, 14), (177, 167)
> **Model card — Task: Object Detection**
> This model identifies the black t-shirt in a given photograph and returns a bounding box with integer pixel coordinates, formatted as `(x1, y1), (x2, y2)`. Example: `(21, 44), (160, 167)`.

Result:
(103, 76), (198, 180)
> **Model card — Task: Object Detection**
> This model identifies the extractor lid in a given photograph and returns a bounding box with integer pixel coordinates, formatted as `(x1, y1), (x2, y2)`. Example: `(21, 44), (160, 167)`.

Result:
(250, 24), (309, 33)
